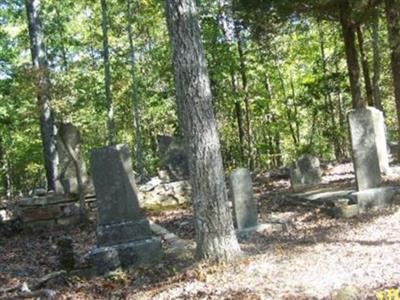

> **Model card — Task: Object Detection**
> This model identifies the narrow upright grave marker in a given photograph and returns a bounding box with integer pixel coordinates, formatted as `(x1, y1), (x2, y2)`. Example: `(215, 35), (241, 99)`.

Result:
(56, 122), (92, 194)
(290, 154), (322, 191)
(229, 168), (258, 230)
(348, 107), (387, 190)
(89, 144), (162, 274)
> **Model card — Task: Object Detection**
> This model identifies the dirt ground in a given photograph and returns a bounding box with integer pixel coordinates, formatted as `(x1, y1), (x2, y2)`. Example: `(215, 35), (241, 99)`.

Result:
(1, 164), (400, 299)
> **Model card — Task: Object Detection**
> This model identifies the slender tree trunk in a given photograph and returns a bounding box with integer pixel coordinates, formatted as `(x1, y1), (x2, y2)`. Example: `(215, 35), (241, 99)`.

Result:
(339, 1), (365, 109)
(25, 0), (58, 191)
(127, 0), (145, 178)
(318, 21), (341, 160)
(100, 0), (116, 145)
(356, 25), (374, 106)
(54, 6), (68, 71)
(273, 58), (298, 146)
(0, 136), (5, 196)
(5, 159), (12, 200)
(371, 13), (383, 111)
(218, 0), (245, 165)
(165, 0), (241, 262)
(385, 0), (400, 157)
(289, 74), (300, 144)
(235, 25), (254, 170)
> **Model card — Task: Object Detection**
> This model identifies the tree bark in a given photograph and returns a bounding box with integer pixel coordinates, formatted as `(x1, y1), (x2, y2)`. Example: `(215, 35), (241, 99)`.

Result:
(385, 0), (400, 157)
(165, 0), (241, 262)
(339, 1), (365, 109)
(127, 0), (145, 178)
(371, 13), (383, 111)
(356, 25), (374, 106)
(318, 21), (341, 160)
(235, 25), (254, 170)
(100, 0), (116, 145)
(25, 0), (58, 191)
(218, 0), (245, 165)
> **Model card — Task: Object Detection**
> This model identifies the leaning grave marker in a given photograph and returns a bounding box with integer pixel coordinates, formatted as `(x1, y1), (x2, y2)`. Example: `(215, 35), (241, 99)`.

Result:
(89, 144), (162, 274)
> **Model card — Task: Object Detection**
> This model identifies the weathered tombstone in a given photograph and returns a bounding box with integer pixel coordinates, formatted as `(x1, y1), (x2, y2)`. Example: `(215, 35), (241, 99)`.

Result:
(56, 122), (92, 194)
(290, 155), (322, 191)
(348, 107), (387, 190)
(89, 144), (162, 274)
(157, 135), (189, 181)
(229, 168), (258, 230)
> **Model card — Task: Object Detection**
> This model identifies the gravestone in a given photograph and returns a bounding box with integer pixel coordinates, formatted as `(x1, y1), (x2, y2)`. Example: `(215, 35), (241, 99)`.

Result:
(348, 107), (387, 190)
(157, 135), (189, 181)
(229, 168), (258, 230)
(89, 144), (162, 274)
(290, 155), (322, 191)
(56, 122), (92, 194)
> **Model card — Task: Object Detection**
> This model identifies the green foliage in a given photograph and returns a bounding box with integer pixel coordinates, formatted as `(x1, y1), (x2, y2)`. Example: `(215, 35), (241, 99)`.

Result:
(0, 0), (398, 195)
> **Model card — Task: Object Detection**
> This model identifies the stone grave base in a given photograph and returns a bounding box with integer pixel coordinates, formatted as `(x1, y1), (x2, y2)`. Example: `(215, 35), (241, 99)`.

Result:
(288, 186), (400, 218)
(88, 237), (163, 275)
(236, 223), (285, 238)
(97, 219), (152, 247)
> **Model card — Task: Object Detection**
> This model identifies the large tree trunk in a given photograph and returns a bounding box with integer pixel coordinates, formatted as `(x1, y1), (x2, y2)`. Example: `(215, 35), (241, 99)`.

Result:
(371, 13), (383, 111)
(385, 0), (400, 157)
(25, 0), (58, 191)
(100, 0), (116, 145)
(165, 0), (241, 262)
(356, 25), (374, 106)
(339, 1), (365, 109)
(127, 0), (145, 178)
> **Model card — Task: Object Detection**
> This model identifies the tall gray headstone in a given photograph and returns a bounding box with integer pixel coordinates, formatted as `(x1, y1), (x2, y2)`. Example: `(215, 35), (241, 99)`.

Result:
(89, 144), (162, 274)
(348, 107), (387, 190)
(290, 155), (322, 191)
(229, 168), (258, 230)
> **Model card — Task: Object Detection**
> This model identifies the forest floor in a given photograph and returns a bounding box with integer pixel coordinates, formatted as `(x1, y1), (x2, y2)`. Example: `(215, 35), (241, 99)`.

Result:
(1, 162), (400, 299)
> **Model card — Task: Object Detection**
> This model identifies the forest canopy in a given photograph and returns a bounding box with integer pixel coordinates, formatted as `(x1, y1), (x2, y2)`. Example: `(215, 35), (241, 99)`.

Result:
(0, 0), (398, 195)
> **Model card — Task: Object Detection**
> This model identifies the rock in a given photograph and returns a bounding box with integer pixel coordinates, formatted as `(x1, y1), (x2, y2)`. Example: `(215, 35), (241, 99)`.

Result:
(229, 168), (258, 230)
(290, 154), (322, 191)
(138, 180), (191, 208)
(352, 186), (399, 213)
(32, 188), (47, 197)
(157, 135), (189, 181)
(332, 199), (359, 218)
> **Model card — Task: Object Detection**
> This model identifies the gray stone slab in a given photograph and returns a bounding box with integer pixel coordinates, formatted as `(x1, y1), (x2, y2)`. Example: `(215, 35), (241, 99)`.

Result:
(348, 107), (384, 190)
(290, 155), (322, 191)
(90, 144), (143, 225)
(353, 186), (398, 212)
(89, 237), (162, 275)
(96, 219), (152, 247)
(371, 108), (390, 174)
(229, 168), (258, 230)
